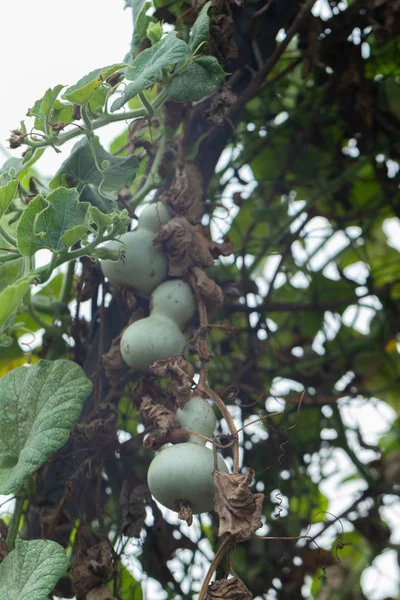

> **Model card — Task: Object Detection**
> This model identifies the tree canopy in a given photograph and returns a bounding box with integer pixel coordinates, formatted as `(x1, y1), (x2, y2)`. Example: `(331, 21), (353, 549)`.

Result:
(0, 0), (399, 599)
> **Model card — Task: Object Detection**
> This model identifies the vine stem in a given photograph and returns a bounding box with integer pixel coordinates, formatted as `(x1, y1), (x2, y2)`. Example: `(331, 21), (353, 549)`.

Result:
(197, 535), (232, 600)
(60, 259), (75, 304)
(201, 384), (239, 474)
(6, 491), (25, 552)
(129, 134), (167, 206)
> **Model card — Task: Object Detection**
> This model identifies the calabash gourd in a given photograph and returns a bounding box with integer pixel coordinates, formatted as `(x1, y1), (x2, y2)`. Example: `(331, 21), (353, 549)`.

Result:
(120, 280), (196, 370)
(176, 396), (217, 443)
(100, 201), (170, 297)
(147, 397), (228, 513)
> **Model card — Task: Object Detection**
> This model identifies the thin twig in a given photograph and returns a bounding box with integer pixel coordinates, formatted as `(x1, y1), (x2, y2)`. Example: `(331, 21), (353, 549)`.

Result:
(197, 535), (233, 600)
(200, 384), (240, 474)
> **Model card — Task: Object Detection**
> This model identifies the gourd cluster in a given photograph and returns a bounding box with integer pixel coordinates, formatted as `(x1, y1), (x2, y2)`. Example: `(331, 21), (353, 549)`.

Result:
(100, 202), (227, 514)
(101, 202), (195, 371)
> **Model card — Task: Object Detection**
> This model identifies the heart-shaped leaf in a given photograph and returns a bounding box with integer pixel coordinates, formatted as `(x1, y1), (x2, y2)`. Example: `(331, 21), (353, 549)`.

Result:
(111, 33), (189, 111)
(16, 187), (90, 257)
(169, 56), (225, 102)
(0, 359), (92, 494)
(50, 137), (139, 194)
(0, 539), (69, 600)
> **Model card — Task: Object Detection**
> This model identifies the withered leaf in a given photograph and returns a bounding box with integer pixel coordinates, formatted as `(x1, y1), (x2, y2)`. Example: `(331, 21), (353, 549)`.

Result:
(120, 477), (150, 538)
(176, 499), (193, 526)
(204, 85), (237, 126)
(161, 161), (204, 223)
(150, 356), (194, 407)
(102, 309), (144, 386)
(140, 395), (180, 434)
(87, 585), (117, 600)
(74, 403), (118, 452)
(191, 266), (224, 315)
(144, 428), (189, 451)
(208, 577), (252, 599)
(72, 526), (113, 600)
(214, 469), (264, 542)
(153, 217), (214, 277)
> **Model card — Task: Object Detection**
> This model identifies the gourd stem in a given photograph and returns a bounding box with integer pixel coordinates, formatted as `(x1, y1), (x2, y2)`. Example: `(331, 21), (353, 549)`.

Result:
(197, 535), (232, 600)
(200, 384), (240, 474)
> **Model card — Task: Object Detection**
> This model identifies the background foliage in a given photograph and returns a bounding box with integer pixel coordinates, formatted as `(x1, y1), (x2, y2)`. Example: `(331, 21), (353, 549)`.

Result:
(0, 0), (400, 599)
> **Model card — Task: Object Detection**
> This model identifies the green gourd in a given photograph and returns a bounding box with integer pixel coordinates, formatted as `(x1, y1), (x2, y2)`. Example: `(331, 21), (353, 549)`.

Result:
(147, 442), (228, 513)
(148, 398), (228, 513)
(120, 280), (196, 370)
(176, 397), (217, 444)
(100, 201), (170, 297)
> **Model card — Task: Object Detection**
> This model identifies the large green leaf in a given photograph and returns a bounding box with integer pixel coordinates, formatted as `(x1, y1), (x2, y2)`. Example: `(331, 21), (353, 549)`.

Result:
(0, 539), (69, 600)
(50, 137), (139, 194)
(63, 64), (125, 105)
(169, 56), (225, 102)
(0, 359), (92, 493)
(111, 33), (189, 111)
(16, 187), (90, 256)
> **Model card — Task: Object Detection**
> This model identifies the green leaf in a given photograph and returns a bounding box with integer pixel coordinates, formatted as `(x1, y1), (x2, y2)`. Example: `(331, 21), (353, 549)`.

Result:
(0, 258), (24, 293)
(0, 539), (69, 600)
(0, 359), (92, 494)
(0, 179), (19, 218)
(16, 187), (91, 257)
(109, 562), (143, 599)
(169, 56), (225, 102)
(189, 1), (212, 53)
(0, 277), (32, 335)
(50, 137), (139, 194)
(126, 0), (154, 58)
(111, 33), (189, 111)
(63, 64), (125, 104)
(27, 85), (72, 133)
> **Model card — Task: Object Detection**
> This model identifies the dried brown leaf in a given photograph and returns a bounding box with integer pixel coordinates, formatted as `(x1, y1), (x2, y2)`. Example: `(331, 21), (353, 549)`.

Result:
(161, 161), (204, 223)
(74, 403), (118, 452)
(87, 585), (117, 600)
(72, 526), (113, 600)
(204, 86), (237, 126)
(191, 267), (224, 315)
(102, 309), (144, 385)
(176, 499), (193, 526)
(153, 217), (214, 277)
(150, 356), (194, 407)
(208, 577), (252, 599)
(214, 469), (264, 542)
(120, 477), (150, 538)
(140, 395), (180, 434)
(144, 428), (189, 450)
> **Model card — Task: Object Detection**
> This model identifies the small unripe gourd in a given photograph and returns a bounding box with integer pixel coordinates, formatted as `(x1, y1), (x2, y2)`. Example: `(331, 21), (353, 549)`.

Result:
(100, 201), (170, 297)
(176, 397), (216, 444)
(120, 280), (196, 370)
(148, 394), (228, 514)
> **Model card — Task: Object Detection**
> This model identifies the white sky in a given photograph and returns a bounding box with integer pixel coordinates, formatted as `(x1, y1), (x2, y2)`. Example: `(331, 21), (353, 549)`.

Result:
(0, 2), (399, 599)
(0, 0), (132, 176)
